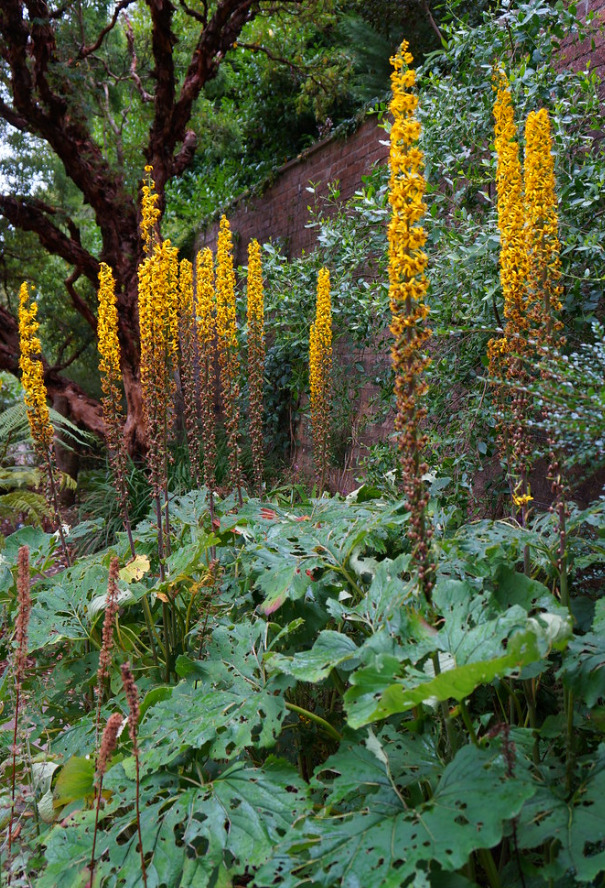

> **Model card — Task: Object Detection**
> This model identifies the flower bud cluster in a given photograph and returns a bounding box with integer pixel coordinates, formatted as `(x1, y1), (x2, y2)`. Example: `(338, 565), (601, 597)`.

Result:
(309, 267), (332, 490)
(216, 216), (242, 499)
(388, 41), (434, 601)
(247, 239), (266, 494)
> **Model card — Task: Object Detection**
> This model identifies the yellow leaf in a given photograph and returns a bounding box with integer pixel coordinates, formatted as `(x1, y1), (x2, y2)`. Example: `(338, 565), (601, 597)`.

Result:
(119, 555), (150, 583)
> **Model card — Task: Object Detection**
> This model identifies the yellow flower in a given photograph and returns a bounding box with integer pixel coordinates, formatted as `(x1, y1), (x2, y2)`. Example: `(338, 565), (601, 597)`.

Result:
(196, 247), (217, 495)
(247, 239), (265, 491)
(97, 263), (121, 390)
(138, 239), (179, 498)
(215, 216), (242, 495)
(18, 283), (53, 451)
(492, 68), (527, 335)
(512, 493), (534, 508)
(388, 41), (434, 601)
(140, 167), (161, 255)
(196, 247), (215, 351)
(309, 267), (332, 489)
(216, 216), (238, 354)
(524, 108), (563, 338)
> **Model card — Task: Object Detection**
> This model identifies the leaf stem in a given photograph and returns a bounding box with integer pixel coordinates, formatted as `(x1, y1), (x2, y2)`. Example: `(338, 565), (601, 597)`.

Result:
(459, 699), (479, 747)
(478, 847), (502, 888)
(285, 702), (342, 741)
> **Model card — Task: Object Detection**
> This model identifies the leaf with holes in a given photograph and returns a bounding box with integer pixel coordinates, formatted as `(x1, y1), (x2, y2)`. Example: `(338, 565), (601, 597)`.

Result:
(266, 629), (361, 682)
(39, 758), (310, 888)
(257, 743), (535, 888)
(345, 631), (541, 729)
(139, 621), (293, 771)
(517, 761), (605, 882)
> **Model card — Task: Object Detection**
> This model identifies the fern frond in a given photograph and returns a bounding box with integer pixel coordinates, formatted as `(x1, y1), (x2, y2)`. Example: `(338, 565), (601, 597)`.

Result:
(0, 402), (95, 451)
(0, 466), (42, 490)
(0, 490), (51, 526)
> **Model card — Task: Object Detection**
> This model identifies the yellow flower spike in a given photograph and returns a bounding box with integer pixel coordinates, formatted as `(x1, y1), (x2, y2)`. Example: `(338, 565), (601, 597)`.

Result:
(524, 108), (563, 342)
(492, 69), (528, 333)
(18, 282), (70, 563)
(97, 263), (121, 392)
(215, 216), (242, 500)
(246, 239), (265, 494)
(388, 41), (434, 603)
(97, 263), (135, 554)
(195, 247), (217, 501)
(178, 257), (203, 487)
(140, 166), (161, 255)
(309, 267), (332, 491)
(488, 70), (534, 514)
(18, 283), (53, 452)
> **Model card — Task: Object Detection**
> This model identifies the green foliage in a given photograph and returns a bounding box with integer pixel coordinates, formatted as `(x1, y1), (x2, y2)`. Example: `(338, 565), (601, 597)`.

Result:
(2, 3), (605, 886)
(255, 0), (605, 490)
(1, 483), (604, 885)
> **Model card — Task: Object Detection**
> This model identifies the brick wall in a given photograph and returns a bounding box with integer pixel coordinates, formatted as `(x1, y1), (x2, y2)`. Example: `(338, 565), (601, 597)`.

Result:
(197, 3), (604, 264)
(559, 0), (605, 97)
(196, 7), (604, 490)
(197, 117), (389, 265)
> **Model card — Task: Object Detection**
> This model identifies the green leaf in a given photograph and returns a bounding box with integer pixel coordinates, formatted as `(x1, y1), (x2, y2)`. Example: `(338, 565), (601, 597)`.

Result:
(559, 630), (605, 708)
(41, 758), (311, 888)
(259, 744), (535, 887)
(312, 726), (442, 806)
(53, 756), (95, 808)
(140, 622), (292, 771)
(344, 629), (544, 729)
(517, 763), (605, 882)
(266, 630), (360, 682)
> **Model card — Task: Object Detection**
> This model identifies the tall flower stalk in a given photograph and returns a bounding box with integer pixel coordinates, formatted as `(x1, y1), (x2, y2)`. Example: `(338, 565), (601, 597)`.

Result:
(178, 257), (203, 488)
(388, 41), (434, 603)
(138, 169), (179, 574)
(196, 247), (218, 521)
(488, 70), (533, 521)
(97, 263), (135, 557)
(94, 557), (120, 751)
(90, 711), (123, 886)
(121, 662), (146, 887)
(524, 107), (569, 608)
(309, 267), (332, 492)
(247, 239), (265, 495)
(215, 216), (243, 505)
(18, 283), (70, 565)
(8, 546), (32, 880)
(524, 108), (563, 346)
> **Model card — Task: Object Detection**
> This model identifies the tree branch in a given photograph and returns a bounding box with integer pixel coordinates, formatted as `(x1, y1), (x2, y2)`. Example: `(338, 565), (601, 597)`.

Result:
(0, 97), (29, 132)
(178, 0), (207, 25)
(0, 194), (99, 286)
(52, 333), (94, 373)
(64, 269), (98, 331)
(75, 0), (138, 61)
(237, 40), (329, 94)
(124, 15), (154, 103)
(2, 0), (138, 258)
